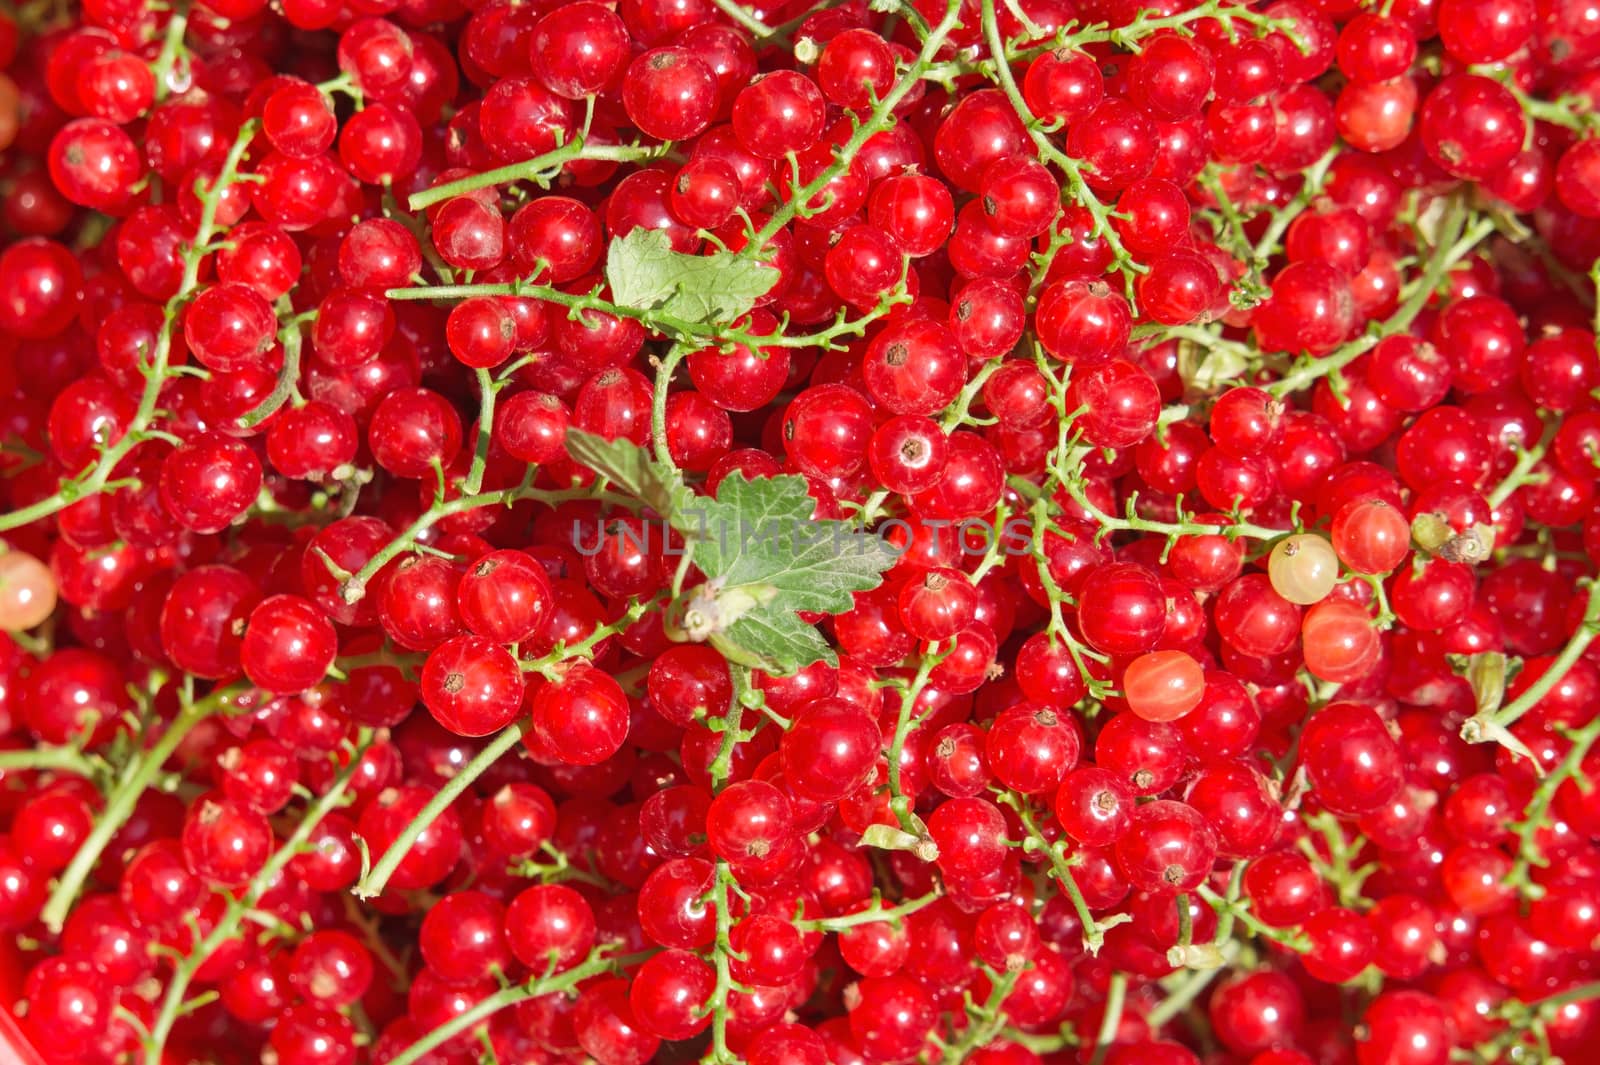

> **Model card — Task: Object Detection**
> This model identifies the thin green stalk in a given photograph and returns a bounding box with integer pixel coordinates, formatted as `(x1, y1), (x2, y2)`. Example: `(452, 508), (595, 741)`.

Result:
(939, 969), (1022, 1063)
(795, 890), (941, 932)
(338, 491), (498, 604)
(706, 0), (774, 37)
(143, 734), (374, 1065)
(884, 645), (945, 839)
(1268, 198), (1494, 399)
(464, 367), (497, 496)
(0, 746), (100, 777)
(42, 697), (219, 932)
(1488, 419), (1557, 508)
(746, 0), (964, 249)
(355, 723), (526, 899)
(520, 595), (656, 678)
(1198, 877), (1312, 952)
(978, 0), (1142, 300)
(1249, 147), (1337, 266)
(408, 139), (666, 211)
(1462, 580), (1600, 744)
(382, 952), (625, 1065)
(651, 346), (687, 471)
(1506, 715), (1600, 895)
(238, 302), (307, 429)
(704, 664), (758, 790)
(0, 122), (257, 534)
(1089, 972), (1127, 1065)
(1004, 794), (1122, 954)
(1056, 477), (1285, 545)
(150, 3), (190, 104)
(1145, 965), (1224, 1029)
(704, 862), (740, 1063)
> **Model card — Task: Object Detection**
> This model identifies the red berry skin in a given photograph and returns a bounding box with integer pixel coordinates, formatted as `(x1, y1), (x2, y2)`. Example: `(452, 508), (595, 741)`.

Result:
(780, 698), (881, 803)
(159, 432), (264, 534)
(421, 634), (526, 738)
(1303, 906), (1378, 984)
(269, 1003), (357, 1065)
(530, 2), (630, 99)
(506, 882), (597, 969)
(241, 594), (339, 694)
(927, 796), (1009, 882)
(456, 549), (553, 645)
(985, 703), (1082, 794)
(1077, 562), (1166, 655)
(629, 948), (715, 1040)
(181, 793), (273, 887)
(1209, 971), (1307, 1056)
(1356, 990), (1455, 1065)
(528, 662), (630, 766)
(1299, 702), (1405, 816)
(23, 958), (113, 1060)
(862, 318), (966, 417)
(1418, 74), (1526, 182)
(159, 565), (261, 679)
(419, 890), (511, 985)
(624, 48), (719, 142)
(356, 785), (463, 891)
(1113, 799), (1220, 893)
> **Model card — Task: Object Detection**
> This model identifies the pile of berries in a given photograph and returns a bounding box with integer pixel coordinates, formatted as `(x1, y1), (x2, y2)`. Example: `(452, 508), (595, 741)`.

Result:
(2, 0), (1600, 1061)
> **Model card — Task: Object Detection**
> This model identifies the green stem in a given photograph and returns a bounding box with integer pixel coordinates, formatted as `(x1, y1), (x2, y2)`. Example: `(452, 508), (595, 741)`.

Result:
(382, 952), (624, 1065)
(978, 0), (1141, 300)
(339, 501), (471, 604)
(42, 698), (217, 932)
(706, 665), (754, 791)
(1089, 972), (1127, 1065)
(464, 367), (496, 496)
(408, 140), (666, 211)
(1056, 477), (1284, 544)
(354, 723), (526, 899)
(1249, 148), (1338, 267)
(1488, 419), (1556, 508)
(143, 734), (374, 1065)
(747, 0), (964, 249)
(1146, 966), (1223, 1029)
(705, 862), (739, 1064)
(795, 890), (941, 932)
(1197, 882), (1312, 951)
(1533, 981), (1600, 1014)
(0, 123), (257, 534)
(519, 595), (655, 678)
(338, 480), (548, 604)
(1004, 795), (1118, 953)
(1506, 715), (1600, 894)
(1267, 197), (1493, 399)
(237, 302), (306, 430)
(651, 347), (687, 471)
(1463, 580), (1600, 742)
(706, 0), (774, 36)
(940, 969), (1022, 1064)
(150, 3), (190, 105)
(0, 746), (100, 778)
(884, 646), (944, 838)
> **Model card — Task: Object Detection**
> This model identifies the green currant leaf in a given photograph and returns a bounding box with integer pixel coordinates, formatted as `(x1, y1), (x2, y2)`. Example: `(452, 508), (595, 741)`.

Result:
(562, 428), (688, 516)
(683, 472), (900, 616)
(711, 609), (836, 675)
(561, 431), (897, 675)
(604, 228), (780, 326)
(677, 472), (898, 674)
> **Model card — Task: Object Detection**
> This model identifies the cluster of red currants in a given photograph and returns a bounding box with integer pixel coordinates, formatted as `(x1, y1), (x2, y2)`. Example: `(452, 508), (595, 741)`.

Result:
(1, 0), (1600, 1062)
